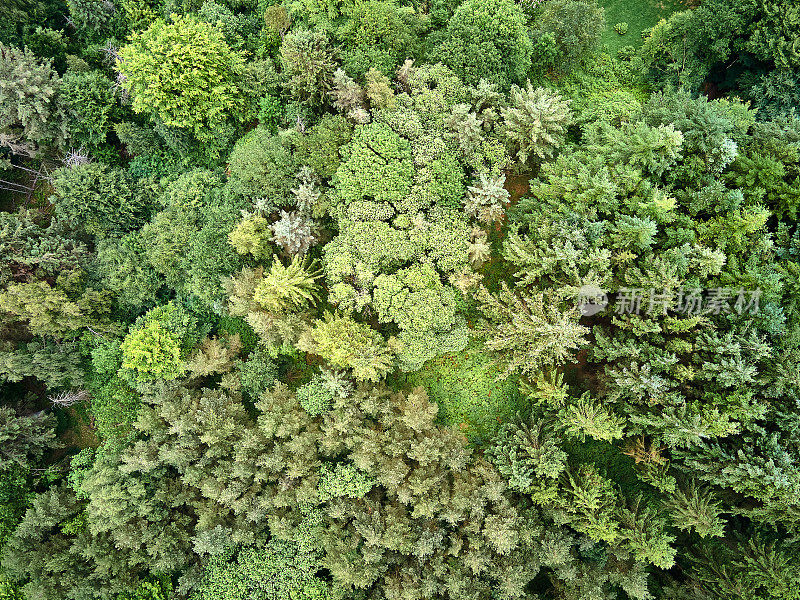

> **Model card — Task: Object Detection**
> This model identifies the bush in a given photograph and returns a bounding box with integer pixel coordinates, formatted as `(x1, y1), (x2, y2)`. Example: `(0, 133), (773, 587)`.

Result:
(614, 22), (629, 35)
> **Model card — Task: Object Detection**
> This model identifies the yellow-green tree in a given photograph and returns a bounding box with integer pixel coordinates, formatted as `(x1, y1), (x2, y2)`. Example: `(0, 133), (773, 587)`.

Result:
(118, 14), (244, 147)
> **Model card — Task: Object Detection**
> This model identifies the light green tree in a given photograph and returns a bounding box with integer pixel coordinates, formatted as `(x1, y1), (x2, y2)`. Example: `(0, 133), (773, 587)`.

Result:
(298, 312), (395, 381)
(477, 283), (588, 378)
(253, 256), (322, 314)
(118, 14), (245, 146)
(502, 83), (572, 166)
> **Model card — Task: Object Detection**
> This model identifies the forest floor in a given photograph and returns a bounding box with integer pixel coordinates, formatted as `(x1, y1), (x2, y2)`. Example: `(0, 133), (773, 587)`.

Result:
(599, 0), (688, 53)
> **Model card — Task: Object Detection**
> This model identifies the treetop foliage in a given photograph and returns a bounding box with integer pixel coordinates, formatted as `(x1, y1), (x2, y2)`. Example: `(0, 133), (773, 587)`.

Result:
(2, 0), (800, 598)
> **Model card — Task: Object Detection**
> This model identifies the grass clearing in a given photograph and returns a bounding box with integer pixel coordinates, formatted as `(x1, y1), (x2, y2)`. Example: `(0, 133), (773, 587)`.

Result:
(599, 0), (687, 54)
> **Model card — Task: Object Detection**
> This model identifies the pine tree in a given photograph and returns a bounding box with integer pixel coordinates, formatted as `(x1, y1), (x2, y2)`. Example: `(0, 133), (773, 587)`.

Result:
(297, 312), (395, 382)
(280, 29), (337, 108)
(0, 407), (57, 470)
(464, 173), (510, 223)
(477, 283), (588, 378)
(270, 210), (318, 256)
(665, 483), (726, 539)
(0, 44), (66, 155)
(253, 256), (322, 314)
(0, 280), (114, 339)
(501, 83), (572, 165)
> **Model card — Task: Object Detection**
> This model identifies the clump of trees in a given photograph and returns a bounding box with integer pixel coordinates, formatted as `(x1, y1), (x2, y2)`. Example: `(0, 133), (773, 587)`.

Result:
(1, 0), (800, 599)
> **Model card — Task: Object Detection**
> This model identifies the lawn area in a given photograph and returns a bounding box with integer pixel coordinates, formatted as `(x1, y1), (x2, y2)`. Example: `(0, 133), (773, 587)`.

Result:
(599, 0), (688, 53)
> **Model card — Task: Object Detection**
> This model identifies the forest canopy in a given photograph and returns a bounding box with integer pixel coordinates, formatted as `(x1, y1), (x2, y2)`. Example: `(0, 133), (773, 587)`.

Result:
(1, 0), (800, 599)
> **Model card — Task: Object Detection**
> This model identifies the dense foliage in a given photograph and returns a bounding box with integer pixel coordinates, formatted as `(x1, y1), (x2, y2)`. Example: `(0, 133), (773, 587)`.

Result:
(1, 0), (799, 599)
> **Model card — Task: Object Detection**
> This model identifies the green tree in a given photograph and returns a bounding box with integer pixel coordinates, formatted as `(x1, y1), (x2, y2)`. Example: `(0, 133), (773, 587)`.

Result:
(226, 127), (294, 203)
(50, 163), (150, 237)
(95, 233), (163, 313)
(530, 0), (605, 72)
(191, 540), (331, 600)
(0, 43), (65, 155)
(119, 14), (245, 147)
(334, 121), (414, 207)
(120, 320), (184, 383)
(0, 280), (113, 339)
(337, 0), (420, 78)
(253, 256), (322, 314)
(477, 283), (588, 378)
(0, 407), (57, 470)
(60, 70), (116, 148)
(279, 29), (338, 108)
(298, 312), (395, 381)
(501, 83), (572, 166)
(433, 0), (533, 88)
(0, 339), (85, 388)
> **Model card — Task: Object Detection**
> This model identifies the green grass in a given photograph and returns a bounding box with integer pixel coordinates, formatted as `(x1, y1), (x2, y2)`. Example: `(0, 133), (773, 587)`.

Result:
(402, 343), (528, 445)
(599, 0), (687, 54)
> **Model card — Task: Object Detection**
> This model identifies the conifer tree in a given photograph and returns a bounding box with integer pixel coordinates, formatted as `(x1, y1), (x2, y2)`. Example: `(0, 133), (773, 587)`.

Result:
(501, 83), (572, 165)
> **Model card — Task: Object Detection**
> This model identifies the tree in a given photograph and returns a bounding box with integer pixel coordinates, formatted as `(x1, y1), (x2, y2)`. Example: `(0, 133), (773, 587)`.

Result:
(0, 209), (90, 288)
(226, 127), (294, 203)
(279, 29), (338, 108)
(60, 69), (116, 149)
(190, 540), (331, 600)
(1, 484), (142, 600)
(0, 280), (113, 339)
(0, 43), (65, 155)
(120, 320), (185, 383)
(501, 83), (572, 166)
(334, 121), (414, 207)
(337, 0), (420, 79)
(297, 312), (395, 381)
(50, 163), (150, 237)
(317, 384), (561, 599)
(270, 210), (318, 256)
(433, 0), (533, 89)
(228, 215), (273, 260)
(477, 283), (588, 378)
(464, 173), (511, 223)
(293, 114), (353, 179)
(0, 339), (85, 388)
(530, 0), (605, 72)
(95, 233), (163, 313)
(0, 407), (57, 470)
(253, 256), (322, 314)
(665, 483), (726, 539)
(118, 14), (245, 147)
(225, 267), (312, 352)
